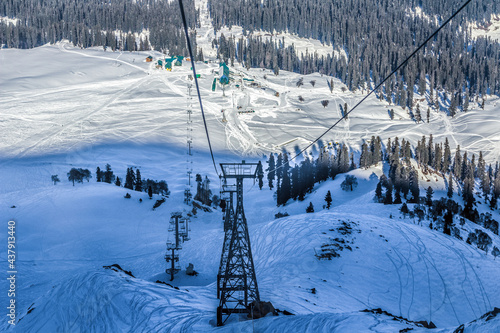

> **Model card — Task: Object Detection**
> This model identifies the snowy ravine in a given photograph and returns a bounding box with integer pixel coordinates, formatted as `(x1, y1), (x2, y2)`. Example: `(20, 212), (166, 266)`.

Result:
(1, 37), (500, 332)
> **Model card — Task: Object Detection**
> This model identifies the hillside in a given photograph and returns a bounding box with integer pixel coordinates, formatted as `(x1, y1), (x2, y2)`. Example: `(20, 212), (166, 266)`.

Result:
(1, 25), (500, 333)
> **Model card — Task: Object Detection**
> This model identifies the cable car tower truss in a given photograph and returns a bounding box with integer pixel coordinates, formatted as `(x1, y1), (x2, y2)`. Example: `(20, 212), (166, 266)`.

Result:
(217, 161), (260, 326)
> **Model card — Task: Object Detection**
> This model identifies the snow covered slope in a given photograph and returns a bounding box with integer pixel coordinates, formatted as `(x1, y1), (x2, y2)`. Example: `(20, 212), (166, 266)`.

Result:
(1, 146), (500, 332)
(1, 18), (500, 332)
(1, 42), (500, 164)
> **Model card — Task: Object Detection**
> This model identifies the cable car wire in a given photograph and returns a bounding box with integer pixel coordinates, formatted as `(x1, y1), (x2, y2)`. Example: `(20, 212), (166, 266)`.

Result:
(178, 0), (220, 176)
(274, 0), (472, 173)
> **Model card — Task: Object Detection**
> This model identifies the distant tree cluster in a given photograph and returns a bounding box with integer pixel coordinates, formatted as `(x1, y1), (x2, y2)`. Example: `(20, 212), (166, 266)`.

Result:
(96, 164), (115, 184)
(123, 167), (169, 197)
(194, 174), (212, 206)
(0, 0), (198, 55)
(96, 164), (169, 197)
(67, 168), (91, 186)
(267, 143), (355, 206)
(210, 0), (500, 107)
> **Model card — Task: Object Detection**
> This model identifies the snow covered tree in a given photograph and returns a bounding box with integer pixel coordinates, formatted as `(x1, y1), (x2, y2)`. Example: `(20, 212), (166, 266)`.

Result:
(321, 100), (329, 108)
(415, 104), (421, 123)
(325, 190), (332, 209)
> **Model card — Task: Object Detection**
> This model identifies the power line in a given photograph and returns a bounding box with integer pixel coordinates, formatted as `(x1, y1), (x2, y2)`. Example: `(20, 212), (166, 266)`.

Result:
(282, 0), (472, 168)
(178, 0), (219, 176)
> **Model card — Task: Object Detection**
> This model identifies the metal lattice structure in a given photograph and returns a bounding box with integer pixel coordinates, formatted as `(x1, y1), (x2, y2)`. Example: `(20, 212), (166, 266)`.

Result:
(217, 184), (236, 299)
(165, 212), (190, 281)
(217, 161), (260, 326)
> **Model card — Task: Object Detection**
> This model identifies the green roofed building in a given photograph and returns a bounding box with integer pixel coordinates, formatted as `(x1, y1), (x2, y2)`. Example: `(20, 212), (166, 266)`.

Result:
(219, 62), (230, 85)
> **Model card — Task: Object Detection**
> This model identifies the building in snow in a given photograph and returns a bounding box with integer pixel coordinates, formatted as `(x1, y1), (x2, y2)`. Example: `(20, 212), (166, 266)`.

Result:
(219, 62), (230, 85)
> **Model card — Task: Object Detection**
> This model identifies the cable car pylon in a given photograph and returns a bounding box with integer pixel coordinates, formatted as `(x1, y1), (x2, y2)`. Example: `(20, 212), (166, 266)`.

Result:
(217, 161), (260, 326)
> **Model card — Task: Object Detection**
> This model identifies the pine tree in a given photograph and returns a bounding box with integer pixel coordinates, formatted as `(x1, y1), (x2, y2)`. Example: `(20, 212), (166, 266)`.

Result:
(426, 186), (434, 206)
(426, 107), (430, 123)
(104, 164), (115, 184)
(325, 190), (332, 209)
(306, 202), (314, 213)
(257, 161), (264, 190)
(359, 142), (369, 168)
(443, 138), (451, 172)
(447, 174), (454, 198)
(96, 166), (102, 182)
(394, 189), (402, 204)
(383, 180), (393, 205)
(115, 177), (121, 187)
(124, 168), (133, 190)
(490, 172), (500, 209)
(453, 146), (462, 179)
(148, 185), (153, 199)
(415, 104), (421, 123)
(409, 168), (419, 203)
(400, 202), (409, 218)
(135, 169), (142, 192)
(375, 181), (383, 203)
(267, 154), (275, 189)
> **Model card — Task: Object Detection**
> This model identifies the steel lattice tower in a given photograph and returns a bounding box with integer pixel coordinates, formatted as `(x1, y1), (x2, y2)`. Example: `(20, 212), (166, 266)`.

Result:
(217, 161), (260, 326)
(217, 184), (236, 299)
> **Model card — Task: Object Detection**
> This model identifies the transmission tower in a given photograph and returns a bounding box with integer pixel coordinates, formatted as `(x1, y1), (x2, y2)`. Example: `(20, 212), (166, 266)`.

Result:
(165, 212), (190, 281)
(217, 161), (260, 326)
(217, 183), (236, 299)
(184, 84), (194, 205)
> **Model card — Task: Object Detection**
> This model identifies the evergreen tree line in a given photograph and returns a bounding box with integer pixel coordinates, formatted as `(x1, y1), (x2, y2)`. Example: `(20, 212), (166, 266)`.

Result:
(381, 134), (500, 228)
(209, 0), (500, 105)
(96, 164), (169, 196)
(267, 142), (356, 206)
(267, 134), (500, 213)
(0, 0), (198, 54)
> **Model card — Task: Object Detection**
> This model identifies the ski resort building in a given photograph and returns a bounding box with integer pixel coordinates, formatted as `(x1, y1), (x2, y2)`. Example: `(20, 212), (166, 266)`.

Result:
(219, 62), (230, 85)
